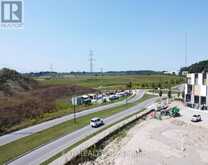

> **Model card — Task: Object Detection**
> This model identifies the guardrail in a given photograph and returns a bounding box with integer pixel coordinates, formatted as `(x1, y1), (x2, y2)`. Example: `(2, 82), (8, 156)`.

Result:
(49, 108), (153, 165)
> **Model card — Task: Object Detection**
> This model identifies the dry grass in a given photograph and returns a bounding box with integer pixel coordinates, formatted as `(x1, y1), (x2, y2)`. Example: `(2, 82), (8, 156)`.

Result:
(0, 85), (96, 134)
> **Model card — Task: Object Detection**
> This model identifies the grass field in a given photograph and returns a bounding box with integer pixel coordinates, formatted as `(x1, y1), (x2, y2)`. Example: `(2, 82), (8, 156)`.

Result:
(0, 94), (155, 165)
(38, 75), (184, 90)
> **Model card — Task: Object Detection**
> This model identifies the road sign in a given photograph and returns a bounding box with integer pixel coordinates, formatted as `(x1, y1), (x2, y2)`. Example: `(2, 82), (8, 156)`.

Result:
(71, 97), (78, 105)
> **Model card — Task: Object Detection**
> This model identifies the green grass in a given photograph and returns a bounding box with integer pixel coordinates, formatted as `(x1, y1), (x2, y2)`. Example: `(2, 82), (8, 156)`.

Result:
(38, 75), (184, 90)
(0, 94), (155, 164)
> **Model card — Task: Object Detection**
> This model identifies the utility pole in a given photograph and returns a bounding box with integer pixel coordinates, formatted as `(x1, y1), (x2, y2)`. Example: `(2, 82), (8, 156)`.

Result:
(185, 32), (188, 67)
(50, 64), (55, 78)
(72, 97), (77, 123)
(72, 89), (77, 123)
(89, 50), (95, 73)
(100, 68), (103, 76)
(73, 100), (76, 123)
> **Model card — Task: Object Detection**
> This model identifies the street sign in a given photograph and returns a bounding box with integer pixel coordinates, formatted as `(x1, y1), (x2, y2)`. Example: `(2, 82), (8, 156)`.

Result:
(71, 97), (78, 105)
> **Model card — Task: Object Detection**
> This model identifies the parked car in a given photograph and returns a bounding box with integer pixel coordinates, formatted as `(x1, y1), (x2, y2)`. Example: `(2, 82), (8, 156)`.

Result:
(90, 118), (104, 128)
(191, 115), (201, 122)
(83, 98), (92, 105)
(109, 95), (119, 101)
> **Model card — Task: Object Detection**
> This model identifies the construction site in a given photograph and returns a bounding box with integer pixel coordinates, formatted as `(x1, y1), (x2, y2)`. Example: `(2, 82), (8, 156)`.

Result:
(80, 101), (208, 165)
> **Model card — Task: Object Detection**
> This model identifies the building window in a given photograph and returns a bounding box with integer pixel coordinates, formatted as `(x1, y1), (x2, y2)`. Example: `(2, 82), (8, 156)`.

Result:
(187, 85), (192, 94)
(201, 96), (206, 105)
(194, 96), (199, 104)
(187, 78), (191, 84)
(203, 73), (207, 85)
(195, 74), (198, 84)
(186, 94), (191, 102)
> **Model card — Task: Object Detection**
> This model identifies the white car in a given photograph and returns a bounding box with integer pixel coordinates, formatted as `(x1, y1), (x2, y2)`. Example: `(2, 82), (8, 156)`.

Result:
(147, 104), (157, 111)
(90, 118), (104, 128)
(191, 115), (201, 122)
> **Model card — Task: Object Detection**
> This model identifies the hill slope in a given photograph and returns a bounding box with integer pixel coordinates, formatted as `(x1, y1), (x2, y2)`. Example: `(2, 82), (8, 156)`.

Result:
(0, 68), (38, 96)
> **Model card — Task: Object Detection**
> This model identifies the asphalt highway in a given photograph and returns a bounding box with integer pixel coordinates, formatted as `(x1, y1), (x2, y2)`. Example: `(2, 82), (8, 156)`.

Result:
(9, 96), (158, 165)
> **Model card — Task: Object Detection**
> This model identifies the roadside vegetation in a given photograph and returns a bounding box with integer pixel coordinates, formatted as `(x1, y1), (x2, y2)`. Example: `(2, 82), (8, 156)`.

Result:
(0, 70), (184, 135)
(180, 59), (208, 74)
(0, 94), (155, 165)
(0, 85), (96, 135)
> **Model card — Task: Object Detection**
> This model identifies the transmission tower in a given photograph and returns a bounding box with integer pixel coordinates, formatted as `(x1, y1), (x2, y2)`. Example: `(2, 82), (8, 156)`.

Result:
(89, 50), (95, 73)
(50, 64), (54, 72)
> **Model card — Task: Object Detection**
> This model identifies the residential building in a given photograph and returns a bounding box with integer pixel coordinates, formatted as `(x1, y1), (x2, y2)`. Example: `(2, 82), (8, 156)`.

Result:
(185, 72), (208, 110)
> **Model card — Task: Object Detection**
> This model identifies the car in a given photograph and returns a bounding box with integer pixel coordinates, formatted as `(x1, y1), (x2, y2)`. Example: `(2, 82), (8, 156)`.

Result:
(90, 117), (104, 128)
(191, 115), (201, 122)
(109, 95), (119, 101)
(147, 104), (157, 111)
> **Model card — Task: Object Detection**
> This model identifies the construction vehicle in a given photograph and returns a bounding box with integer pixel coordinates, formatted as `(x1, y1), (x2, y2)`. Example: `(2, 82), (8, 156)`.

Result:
(169, 106), (180, 117)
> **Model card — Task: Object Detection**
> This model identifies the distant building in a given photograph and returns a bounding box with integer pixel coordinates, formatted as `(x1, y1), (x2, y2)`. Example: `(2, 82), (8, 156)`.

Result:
(182, 71), (189, 76)
(163, 71), (178, 75)
(185, 73), (208, 110)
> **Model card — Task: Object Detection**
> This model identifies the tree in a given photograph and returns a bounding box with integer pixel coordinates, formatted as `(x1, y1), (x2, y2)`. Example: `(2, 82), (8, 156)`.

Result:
(141, 83), (145, 88)
(126, 81), (133, 89)
(145, 83), (149, 89)
(177, 92), (180, 98)
(158, 82), (162, 89)
(159, 90), (163, 97)
(151, 82), (155, 89)
(168, 90), (172, 99)
(179, 59), (208, 74)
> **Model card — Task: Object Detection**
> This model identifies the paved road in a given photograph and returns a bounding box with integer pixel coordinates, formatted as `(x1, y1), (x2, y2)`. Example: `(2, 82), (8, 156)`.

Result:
(172, 84), (185, 92)
(0, 90), (144, 146)
(8, 97), (158, 165)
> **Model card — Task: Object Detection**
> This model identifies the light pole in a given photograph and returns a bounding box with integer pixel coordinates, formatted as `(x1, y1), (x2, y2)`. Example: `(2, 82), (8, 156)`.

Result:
(71, 97), (77, 123)
(72, 88), (77, 123)
(73, 99), (76, 123)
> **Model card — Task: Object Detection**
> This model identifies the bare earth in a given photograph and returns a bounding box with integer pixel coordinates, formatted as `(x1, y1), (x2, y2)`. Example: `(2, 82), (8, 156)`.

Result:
(82, 101), (208, 165)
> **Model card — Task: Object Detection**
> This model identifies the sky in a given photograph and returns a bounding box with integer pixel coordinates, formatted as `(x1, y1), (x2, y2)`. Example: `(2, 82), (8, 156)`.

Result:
(0, 0), (208, 73)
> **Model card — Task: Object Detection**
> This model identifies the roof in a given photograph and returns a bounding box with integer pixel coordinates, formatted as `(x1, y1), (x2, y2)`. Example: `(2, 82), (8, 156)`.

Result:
(82, 95), (89, 98)
(91, 117), (100, 121)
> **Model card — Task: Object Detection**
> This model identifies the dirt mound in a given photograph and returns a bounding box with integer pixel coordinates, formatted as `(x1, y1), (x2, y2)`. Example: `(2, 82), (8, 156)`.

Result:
(0, 68), (38, 96)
